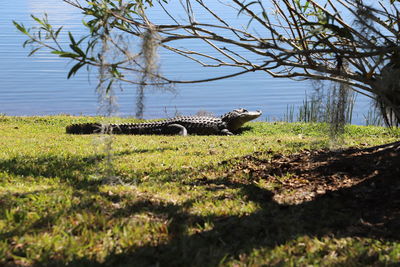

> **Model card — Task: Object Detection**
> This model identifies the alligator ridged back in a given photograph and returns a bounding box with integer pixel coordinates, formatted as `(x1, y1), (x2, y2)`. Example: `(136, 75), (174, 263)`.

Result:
(66, 123), (103, 134)
(66, 116), (226, 135)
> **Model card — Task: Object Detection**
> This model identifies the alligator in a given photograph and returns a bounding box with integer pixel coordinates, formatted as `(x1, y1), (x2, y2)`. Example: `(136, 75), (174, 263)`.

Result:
(66, 108), (262, 136)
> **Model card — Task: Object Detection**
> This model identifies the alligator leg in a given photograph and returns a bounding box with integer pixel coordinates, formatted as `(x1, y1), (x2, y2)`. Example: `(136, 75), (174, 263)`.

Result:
(220, 129), (234, 135)
(168, 124), (188, 136)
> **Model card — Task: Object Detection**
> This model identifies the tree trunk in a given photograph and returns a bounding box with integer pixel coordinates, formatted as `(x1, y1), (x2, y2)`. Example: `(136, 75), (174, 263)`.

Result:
(374, 65), (400, 127)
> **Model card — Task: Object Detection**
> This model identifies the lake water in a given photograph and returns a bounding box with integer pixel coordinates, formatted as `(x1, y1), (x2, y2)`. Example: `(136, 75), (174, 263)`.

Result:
(0, 0), (372, 124)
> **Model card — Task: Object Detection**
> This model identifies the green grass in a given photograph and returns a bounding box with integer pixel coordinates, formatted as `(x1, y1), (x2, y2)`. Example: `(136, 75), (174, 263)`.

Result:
(0, 115), (399, 266)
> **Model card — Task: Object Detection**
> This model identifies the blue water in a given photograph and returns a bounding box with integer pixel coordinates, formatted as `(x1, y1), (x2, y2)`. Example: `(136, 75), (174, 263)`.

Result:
(0, 0), (372, 123)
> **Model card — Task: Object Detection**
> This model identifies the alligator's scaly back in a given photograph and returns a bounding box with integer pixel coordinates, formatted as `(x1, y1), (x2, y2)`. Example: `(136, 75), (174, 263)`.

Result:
(66, 108), (262, 135)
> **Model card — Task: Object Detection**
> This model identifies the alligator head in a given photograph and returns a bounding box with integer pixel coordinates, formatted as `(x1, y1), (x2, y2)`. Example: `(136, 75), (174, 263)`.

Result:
(221, 108), (262, 131)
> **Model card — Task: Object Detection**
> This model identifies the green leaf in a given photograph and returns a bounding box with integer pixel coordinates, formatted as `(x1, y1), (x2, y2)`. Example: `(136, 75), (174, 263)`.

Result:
(301, 22), (320, 27)
(262, 11), (268, 21)
(54, 26), (63, 38)
(22, 40), (30, 48)
(13, 21), (28, 35)
(302, 22), (354, 41)
(238, 1), (258, 16)
(294, 0), (301, 10)
(76, 35), (88, 46)
(110, 66), (123, 78)
(303, 1), (310, 12)
(67, 62), (85, 79)
(28, 47), (41, 57)
(51, 50), (64, 55)
(30, 14), (42, 25)
(68, 32), (76, 45)
(70, 44), (86, 57)
(106, 80), (114, 93)
(51, 50), (80, 58)
(323, 24), (354, 41)
(86, 38), (99, 54)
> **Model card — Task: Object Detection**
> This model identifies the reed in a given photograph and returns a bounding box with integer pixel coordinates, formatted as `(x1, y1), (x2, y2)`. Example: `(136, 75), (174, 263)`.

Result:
(364, 104), (385, 126)
(283, 82), (355, 127)
(283, 105), (295, 123)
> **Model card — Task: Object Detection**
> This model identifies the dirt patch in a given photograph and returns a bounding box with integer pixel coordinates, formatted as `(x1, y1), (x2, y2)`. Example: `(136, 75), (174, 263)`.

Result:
(219, 142), (400, 239)
(228, 142), (400, 205)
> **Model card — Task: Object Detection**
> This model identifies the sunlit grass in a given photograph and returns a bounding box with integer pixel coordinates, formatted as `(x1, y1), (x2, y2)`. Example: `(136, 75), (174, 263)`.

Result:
(0, 115), (399, 266)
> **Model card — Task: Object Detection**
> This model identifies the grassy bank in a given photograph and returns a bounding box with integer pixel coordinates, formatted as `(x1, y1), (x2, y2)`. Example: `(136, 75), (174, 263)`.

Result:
(0, 115), (399, 266)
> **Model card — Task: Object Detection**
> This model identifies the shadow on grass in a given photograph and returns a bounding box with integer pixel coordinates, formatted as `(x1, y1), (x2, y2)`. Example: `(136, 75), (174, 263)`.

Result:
(100, 183), (399, 266)
(1, 143), (400, 266)
(232, 126), (254, 135)
(77, 144), (400, 266)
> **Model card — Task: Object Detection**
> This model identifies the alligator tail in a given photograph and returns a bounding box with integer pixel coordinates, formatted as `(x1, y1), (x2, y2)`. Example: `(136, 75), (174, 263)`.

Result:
(66, 123), (102, 134)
